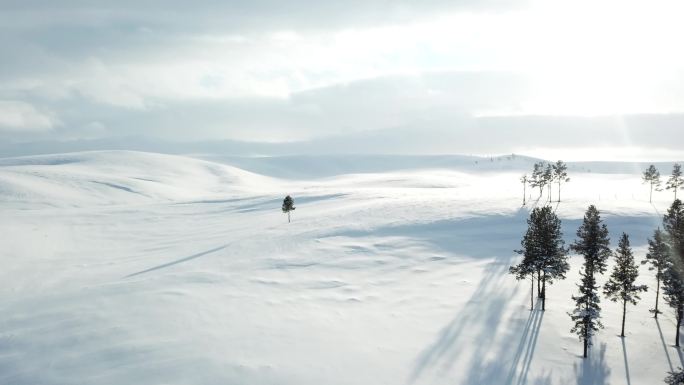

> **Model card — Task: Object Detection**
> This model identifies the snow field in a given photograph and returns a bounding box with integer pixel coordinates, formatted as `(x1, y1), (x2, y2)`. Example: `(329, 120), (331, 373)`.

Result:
(0, 151), (679, 384)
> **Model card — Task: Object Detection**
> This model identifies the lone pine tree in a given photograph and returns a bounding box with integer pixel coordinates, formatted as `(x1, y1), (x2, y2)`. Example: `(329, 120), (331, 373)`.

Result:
(663, 199), (684, 346)
(282, 195), (296, 223)
(667, 164), (684, 201)
(603, 233), (648, 337)
(643, 164), (662, 203)
(569, 205), (611, 358)
(552, 160), (570, 202)
(510, 206), (568, 311)
(642, 228), (671, 318)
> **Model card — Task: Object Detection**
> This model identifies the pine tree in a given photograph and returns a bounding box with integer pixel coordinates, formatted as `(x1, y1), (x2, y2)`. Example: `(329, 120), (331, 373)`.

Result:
(520, 174), (528, 206)
(511, 206), (542, 310)
(544, 163), (554, 203)
(510, 250), (536, 311)
(642, 228), (671, 318)
(530, 162), (546, 200)
(663, 264), (684, 347)
(663, 199), (684, 346)
(569, 205), (611, 358)
(667, 164), (684, 201)
(603, 233), (648, 337)
(665, 368), (684, 384)
(552, 160), (570, 202)
(282, 195), (295, 223)
(511, 206), (569, 311)
(536, 206), (569, 310)
(643, 164), (662, 203)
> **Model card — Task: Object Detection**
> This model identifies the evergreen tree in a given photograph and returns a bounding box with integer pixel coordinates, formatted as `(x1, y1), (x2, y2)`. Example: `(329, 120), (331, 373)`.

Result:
(663, 265), (684, 347)
(530, 162), (546, 199)
(535, 206), (569, 310)
(667, 164), (684, 201)
(510, 249), (536, 311)
(569, 205), (611, 358)
(643, 164), (662, 203)
(603, 233), (648, 337)
(662, 199), (684, 346)
(511, 206), (569, 311)
(664, 200), (684, 260)
(520, 174), (528, 206)
(282, 195), (295, 223)
(552, 160), (570, 202)
(642, 228), (671, 318)
(544, 163), (554, 203)
(665, 368), (684, 385)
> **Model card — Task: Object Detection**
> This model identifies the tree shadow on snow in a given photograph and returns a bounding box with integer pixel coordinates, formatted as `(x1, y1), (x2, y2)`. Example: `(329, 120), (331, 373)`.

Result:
(327, 213), (530, 259)
(573, 343), (610, 385)
(123, 244), (229, 278)
(656, 318), (675, 372)
(324, 211), (658, 260)
(407, 255), (551, 385)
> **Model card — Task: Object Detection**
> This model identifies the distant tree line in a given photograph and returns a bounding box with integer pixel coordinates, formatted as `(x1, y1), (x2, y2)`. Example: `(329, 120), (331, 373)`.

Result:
(643, 163), (684, 202)
(520, 160), (570, 205)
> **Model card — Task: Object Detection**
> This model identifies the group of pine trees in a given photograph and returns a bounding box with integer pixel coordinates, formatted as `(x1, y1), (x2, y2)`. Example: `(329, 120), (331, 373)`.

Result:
(643, 163), (684, 202)
(520, 160), (570, 205)
(510, 199), (684, 364)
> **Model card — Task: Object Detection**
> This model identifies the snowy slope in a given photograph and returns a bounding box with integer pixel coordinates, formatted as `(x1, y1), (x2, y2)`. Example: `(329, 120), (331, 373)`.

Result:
(0, 151), (279, 208)
(0, 151), (679, 385)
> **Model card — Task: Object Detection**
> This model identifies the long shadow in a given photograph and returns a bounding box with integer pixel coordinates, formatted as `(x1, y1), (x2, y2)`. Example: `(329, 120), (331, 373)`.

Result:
(503, 304), (539, 385)
(324, 214), (658, 259)
(124, 244), (228, 278)
(656, 318), (675, 372)
(407, 255), (518, 383)
(573, 343), (611, 385)
(621, 338), (631, 385)
(516, 309), (544, 385)
(327, 213), (530, 259)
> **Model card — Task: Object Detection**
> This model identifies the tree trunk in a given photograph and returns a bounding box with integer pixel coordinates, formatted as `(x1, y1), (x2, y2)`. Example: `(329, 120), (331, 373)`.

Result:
(650, 182), (653, 203)
(288, 211), (291, 223)
(676, 307), (682, 347)
(558, 181), (561, 202)
(530, 274), (534, 311)
(537, 271), (541, 297)
(655, 277), (660, 318)
(583, 321), (588, 358)
(523, 182), (526, 205)
(541, 271), (546, 311)
(621, 299), (626, 337)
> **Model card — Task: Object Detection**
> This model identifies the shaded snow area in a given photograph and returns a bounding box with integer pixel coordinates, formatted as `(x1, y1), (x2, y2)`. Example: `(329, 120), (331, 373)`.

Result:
(0, 151), (678, 384)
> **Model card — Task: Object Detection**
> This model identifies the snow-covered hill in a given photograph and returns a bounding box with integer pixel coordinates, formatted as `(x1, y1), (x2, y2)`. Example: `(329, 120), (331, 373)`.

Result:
(0, 151), (679, 384)
(0, 151), (279, 208)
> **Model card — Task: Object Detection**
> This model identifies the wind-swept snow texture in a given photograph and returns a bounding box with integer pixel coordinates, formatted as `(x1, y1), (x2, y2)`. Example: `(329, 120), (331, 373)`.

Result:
(0, 151), (678, 384)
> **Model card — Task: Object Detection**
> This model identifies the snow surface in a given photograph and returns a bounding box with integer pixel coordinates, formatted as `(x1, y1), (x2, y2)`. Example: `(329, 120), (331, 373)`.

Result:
(0, 150), (679, 384)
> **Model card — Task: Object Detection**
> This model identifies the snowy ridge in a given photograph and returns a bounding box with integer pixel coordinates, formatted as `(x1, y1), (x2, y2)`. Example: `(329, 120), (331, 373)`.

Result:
(0, 151), (278, 207)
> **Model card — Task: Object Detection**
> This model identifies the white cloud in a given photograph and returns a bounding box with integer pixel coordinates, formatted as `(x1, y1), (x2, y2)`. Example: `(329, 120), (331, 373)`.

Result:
(0, 0), (683, 158)
(0, 101), (57, 132)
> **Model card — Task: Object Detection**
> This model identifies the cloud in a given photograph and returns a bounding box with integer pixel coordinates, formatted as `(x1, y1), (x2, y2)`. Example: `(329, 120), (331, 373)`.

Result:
(0, 100), (57, 132)
(0, 0), (683, 160)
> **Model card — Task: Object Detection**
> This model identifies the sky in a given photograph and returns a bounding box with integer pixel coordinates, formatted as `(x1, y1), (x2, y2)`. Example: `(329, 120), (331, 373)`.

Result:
(1, 0), (684, 160)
